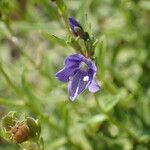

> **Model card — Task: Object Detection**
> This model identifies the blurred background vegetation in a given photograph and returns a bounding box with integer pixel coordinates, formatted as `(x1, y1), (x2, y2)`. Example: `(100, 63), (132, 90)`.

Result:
(0, 0), (150, 150)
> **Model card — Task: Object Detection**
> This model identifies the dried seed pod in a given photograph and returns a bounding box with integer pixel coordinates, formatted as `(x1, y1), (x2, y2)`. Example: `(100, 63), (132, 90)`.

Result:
(11, 122), (30, 144)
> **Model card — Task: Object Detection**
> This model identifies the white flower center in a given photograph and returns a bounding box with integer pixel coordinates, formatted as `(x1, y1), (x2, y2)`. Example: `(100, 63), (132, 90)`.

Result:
(83, 76), (89, 82)
(80, 61), (88, 71)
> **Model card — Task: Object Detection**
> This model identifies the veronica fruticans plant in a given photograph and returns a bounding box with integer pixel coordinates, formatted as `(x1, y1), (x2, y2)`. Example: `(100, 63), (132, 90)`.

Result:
(55, 17), (100, 101)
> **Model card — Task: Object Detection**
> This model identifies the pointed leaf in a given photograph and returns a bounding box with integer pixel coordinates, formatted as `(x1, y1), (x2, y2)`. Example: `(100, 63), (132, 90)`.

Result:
(42, 32), (66, 46)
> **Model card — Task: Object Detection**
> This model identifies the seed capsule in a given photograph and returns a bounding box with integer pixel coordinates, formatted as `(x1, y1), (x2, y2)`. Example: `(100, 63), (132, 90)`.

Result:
(11, 122), (30, 144)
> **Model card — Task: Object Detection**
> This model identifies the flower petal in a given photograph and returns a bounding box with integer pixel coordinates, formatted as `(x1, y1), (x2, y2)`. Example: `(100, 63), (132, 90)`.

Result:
(68, 17), (82, 28)
(69, 71), (82, 101)
(55, 66), (78, 82)
(77, 72), (91, 95)
(65, 54), (84, 65)
(87, 68), (96, 79)
(56, 54), (84, 82)
(69, 71), (91, 101)
(88, 79), (100, 93)
(87, 61), (97, 72)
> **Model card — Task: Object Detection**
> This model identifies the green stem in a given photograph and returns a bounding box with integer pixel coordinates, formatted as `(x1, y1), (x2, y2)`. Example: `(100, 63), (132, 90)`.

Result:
(94, 93), (103, 113)
(37, 141), (42, 150)
(40, 138), (45, 150)
(61, 14), (71, 35)
(55, 0), (71, 35)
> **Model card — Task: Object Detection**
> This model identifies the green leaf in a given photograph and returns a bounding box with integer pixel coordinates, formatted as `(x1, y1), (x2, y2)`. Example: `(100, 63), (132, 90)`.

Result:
(85, 114), (108, 136)
(100, 89), (128, 112)
(11, 22), (60, 33)
(101, 89), (127, 112)
(103, 95), (121, 112)
(56, 0), (67, 15)
(21, 70), (43, 116)
(95, 35), (107, 76)
(47, 137), (67, 149)
(42, 32), (66, 46)
(86, 114), (108, 125)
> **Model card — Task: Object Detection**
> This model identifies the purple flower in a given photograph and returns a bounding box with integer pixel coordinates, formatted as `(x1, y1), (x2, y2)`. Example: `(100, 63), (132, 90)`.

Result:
(55, 54), (100, 101)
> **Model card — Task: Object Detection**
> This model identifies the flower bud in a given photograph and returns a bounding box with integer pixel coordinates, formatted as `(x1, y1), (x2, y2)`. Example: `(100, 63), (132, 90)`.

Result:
(68, 17), (86, 39)
(74, 26), (86, 39)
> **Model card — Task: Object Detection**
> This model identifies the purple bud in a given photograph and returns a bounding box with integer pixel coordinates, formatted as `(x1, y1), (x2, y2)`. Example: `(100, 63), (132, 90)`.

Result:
(68, 17), (87, 39)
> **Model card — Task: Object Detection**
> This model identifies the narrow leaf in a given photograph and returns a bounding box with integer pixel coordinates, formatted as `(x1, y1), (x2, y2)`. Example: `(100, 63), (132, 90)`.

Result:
(42, 32), (66, 46)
